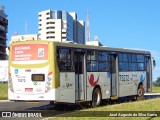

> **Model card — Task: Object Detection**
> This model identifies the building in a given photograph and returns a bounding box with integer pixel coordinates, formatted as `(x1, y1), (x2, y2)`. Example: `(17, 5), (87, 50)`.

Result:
(38, 10), (85, 44)
(10, 34), (38, 43)
(0, 6), (8, 60)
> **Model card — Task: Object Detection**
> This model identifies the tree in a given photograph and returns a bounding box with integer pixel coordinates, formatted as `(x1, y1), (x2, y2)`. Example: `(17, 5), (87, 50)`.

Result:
(154, 77), (160, 86)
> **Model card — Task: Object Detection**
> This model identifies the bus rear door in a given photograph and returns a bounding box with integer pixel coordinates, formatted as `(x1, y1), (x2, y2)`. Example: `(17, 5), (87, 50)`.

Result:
(74, 52), (85, 101)
(110, 53), (119, 99)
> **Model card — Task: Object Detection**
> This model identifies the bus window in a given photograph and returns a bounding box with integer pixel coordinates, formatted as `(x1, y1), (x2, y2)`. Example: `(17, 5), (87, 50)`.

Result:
(99, 61), (109, 71)
(123, 53), (128, 62)
(128, 54), (131, 62)
(87, 61), (97, 71)
(98, 51), (108, 61)
(119, 62), (128, 71)
(118, 52), (129, 71)
(137, 54), (145, 71)
(132, 54), (137, 62)
(129, 54), (137, 71)
(91, 51), (97, 60)
(137, 63), (145, 70)
(98, 51), (109, 71)
(137, 54), (144, 62)
(129, 63), (137, 71)
(57, 48), (74, 71)
(87, 50), (98, 71)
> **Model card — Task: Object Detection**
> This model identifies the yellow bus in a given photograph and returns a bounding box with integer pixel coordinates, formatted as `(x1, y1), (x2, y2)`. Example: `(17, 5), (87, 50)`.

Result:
(8, 40), (154, 107)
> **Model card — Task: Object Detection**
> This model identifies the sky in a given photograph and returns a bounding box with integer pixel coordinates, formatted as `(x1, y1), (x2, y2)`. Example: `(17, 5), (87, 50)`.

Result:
(1, 0), (160, 81)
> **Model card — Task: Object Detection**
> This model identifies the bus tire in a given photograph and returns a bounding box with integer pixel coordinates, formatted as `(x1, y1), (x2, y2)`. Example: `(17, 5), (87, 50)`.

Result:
(91, 87), (102, 107)
(137, 83), (145, 101)
(49, 101), (55, 105)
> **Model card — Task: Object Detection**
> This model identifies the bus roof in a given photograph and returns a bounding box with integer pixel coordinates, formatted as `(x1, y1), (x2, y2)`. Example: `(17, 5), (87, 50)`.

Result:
(10, 40), (151, 55)
(54, 42), (151, 55)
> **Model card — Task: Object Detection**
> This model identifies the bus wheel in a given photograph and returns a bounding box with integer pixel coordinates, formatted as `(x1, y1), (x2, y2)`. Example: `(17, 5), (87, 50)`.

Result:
(49, 101), (55, 105)
(91, 87), (102, 107)
(137, 84), (145, 101)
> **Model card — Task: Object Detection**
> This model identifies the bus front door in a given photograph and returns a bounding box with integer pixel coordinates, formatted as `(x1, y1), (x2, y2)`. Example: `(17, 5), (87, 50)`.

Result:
(110, 54), (118, 99)
(75, 52), (85, 101)
(146, 56), (152, 92)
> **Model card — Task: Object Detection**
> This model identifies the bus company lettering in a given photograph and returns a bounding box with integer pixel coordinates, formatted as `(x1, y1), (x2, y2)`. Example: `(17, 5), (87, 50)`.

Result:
(132, 73), (137, 78)
(88, 74), (99, 87)
(65, 73), (69, 81)
(66, 82), (73, 88)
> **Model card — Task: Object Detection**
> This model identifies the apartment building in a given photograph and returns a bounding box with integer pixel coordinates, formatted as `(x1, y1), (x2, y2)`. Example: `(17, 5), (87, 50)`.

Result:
(38, 10), (85, 44)
(0, 6), (8, 60)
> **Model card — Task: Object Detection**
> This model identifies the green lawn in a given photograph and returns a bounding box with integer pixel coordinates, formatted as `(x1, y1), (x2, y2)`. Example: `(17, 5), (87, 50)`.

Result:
(0, 83), (8, 100)
(50, 98), (160, 120)
(152, 86), (160, 93)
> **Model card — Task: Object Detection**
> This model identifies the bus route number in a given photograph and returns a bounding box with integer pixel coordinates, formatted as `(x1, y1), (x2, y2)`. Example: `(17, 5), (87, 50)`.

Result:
(119, 75), (129, 81)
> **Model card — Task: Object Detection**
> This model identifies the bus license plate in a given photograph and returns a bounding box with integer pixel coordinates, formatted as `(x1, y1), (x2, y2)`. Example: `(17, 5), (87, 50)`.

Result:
(25, 88), (33, 92)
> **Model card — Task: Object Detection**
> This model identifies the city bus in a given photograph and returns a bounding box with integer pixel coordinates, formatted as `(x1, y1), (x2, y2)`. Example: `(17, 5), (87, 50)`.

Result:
(8, 40), (154, 107)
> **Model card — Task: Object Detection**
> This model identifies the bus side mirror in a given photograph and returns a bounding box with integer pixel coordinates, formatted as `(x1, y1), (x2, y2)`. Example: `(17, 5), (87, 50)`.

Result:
(153, 60), (156, 68)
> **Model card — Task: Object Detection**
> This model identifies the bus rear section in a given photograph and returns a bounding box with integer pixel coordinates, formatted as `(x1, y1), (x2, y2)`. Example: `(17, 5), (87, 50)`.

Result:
(8, 41), (55, 101)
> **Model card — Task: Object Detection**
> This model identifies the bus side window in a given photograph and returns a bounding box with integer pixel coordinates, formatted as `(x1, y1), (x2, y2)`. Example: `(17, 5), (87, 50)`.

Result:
(87, 50), (98, 71)
(129, 54), (137, 71)
(97, 51), (109, 71)
(137, 54), (145, 71)
(57, 48), (74, 71)
(118, 53), (128, 71)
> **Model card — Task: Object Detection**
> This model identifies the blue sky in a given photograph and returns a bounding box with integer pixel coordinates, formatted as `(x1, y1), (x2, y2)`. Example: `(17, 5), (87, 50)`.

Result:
(1, 0), (160, 80)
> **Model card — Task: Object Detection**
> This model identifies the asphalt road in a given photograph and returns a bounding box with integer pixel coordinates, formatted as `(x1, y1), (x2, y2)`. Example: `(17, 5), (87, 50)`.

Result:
(0, 100), (82, 120)
(0, 100), (52, 111)
(0, 101), (56, 120)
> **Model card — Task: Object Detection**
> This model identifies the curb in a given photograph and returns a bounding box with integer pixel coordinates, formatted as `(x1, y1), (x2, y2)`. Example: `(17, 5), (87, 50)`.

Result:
(0, 100), (12, 102)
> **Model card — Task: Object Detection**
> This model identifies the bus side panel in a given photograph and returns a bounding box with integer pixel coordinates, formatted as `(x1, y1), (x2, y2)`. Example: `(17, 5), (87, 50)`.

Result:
(119, 71), (146, 97)
(59, 72), (75, 103)
(86, 72), (110, 101)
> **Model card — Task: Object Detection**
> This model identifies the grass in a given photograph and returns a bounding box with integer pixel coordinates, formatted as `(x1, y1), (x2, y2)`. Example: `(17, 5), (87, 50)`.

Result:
(152, 86), (160, 93)
(0, 83), (8, 100)
(49, 98), (160, 120)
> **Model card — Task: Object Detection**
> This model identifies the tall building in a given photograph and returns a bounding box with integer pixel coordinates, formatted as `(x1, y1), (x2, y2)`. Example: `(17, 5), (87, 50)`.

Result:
(0, 6), (8, 60)
(38, 10), (85, 44)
